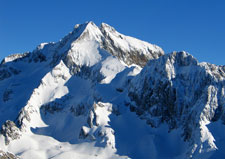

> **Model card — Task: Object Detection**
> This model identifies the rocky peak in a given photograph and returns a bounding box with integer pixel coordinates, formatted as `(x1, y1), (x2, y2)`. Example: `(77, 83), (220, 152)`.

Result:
(100, 23), (164, 67)
(100, 22), (117, 34)
(128, 51), (225, 158)
(165, 51), (198, 66)
(74, 21), (103, 42)
(1, 22), (164, 69)
(55, 21), (164, 68)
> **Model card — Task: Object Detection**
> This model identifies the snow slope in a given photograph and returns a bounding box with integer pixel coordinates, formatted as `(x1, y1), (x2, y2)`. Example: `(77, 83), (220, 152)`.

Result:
(0, 22), (225, 159)
(0, 21), (163, 159)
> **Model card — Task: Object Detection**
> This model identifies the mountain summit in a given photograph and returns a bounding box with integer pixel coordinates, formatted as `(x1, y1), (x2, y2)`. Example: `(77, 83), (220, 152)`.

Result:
(0, 22), (225, 159)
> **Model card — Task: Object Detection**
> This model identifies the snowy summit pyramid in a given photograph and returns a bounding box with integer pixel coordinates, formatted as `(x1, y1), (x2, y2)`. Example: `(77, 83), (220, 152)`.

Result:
(0, 21), (225, 159)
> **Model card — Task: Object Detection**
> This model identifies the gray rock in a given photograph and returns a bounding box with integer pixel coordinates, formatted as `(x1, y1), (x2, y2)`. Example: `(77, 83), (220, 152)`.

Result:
(0, 150), (19, 159)
(1, 121), (21, 145)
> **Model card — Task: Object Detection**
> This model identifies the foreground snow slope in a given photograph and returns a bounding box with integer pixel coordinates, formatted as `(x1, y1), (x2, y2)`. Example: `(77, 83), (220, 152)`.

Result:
(0, 22), (225, 159)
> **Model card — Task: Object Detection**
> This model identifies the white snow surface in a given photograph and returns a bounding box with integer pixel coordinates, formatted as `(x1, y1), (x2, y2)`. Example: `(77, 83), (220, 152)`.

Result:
(0, 22), (225, 159)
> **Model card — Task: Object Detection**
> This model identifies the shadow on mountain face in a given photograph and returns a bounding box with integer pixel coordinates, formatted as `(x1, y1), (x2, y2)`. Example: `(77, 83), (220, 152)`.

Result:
(29, 65), (125, 144)
(0, 56), (52, 127)
(109, 110), (188, 159)
(30, 54), (131, 144)
(31, 74), (94, 144)
(30, 64), (189, 159)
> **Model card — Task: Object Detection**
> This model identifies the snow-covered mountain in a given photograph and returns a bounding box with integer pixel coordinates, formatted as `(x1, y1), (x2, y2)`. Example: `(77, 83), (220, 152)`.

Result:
(0, 21), (224, 159)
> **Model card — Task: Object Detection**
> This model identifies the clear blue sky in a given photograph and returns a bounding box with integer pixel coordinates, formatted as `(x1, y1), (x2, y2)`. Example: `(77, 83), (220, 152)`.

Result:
(1, 0), (225, 65)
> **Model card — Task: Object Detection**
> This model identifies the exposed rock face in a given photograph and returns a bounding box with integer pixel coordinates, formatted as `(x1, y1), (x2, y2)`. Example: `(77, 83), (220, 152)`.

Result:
(0, 67), (21, 81)
(100, 23), (164, 67)
(0, 22), (224, 159)
(0, 53), (29, 65)
(79, 102), (116, 149)
(1, 121), (21, 145)
(0, 150), (19, 159)
(128, 51), (225, 158)
(2, 89), (13, 102)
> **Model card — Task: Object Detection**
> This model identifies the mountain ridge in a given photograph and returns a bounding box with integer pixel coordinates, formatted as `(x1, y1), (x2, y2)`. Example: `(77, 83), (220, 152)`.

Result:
(0, 22), (224, 159)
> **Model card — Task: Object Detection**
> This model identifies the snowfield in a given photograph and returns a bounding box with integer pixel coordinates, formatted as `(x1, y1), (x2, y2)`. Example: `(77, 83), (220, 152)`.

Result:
(0, 21), (225, 159)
